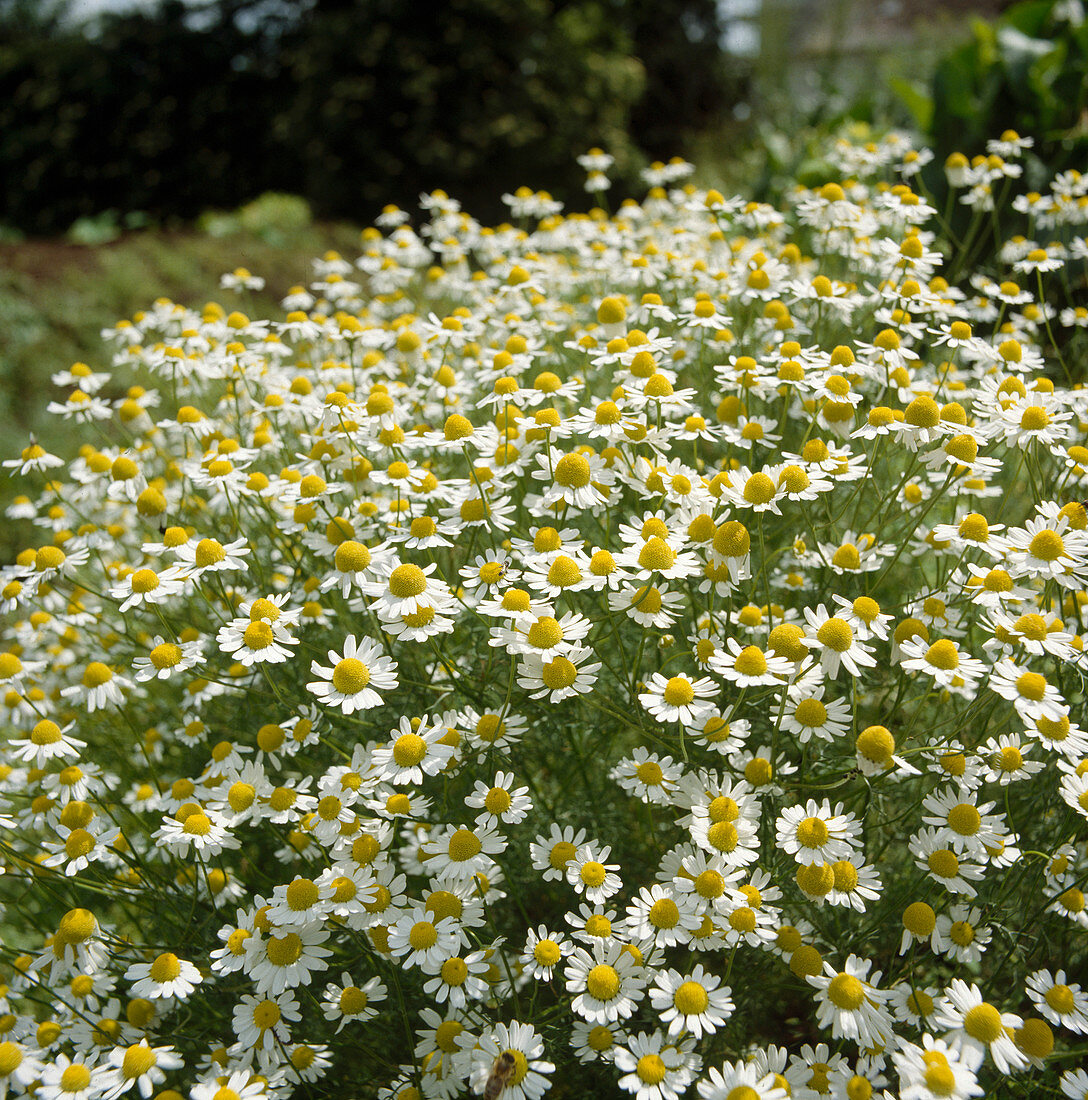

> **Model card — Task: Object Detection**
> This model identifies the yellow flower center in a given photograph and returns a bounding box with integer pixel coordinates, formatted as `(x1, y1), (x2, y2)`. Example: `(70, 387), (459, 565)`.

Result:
(388, 564), (427, 597)
(440, 957), (468, 985)
(447, 828), (481, 862)
(408, 922), (437, 951)
(82, 662), (113, 687)
(734, 645), (769, 676)
(828, 973), (865, 1010)
(636, 1055), (667, 1085)
(796, 816), (829, 849)
(794, 697), (828, 728)
(730, 907), (756, 932)
(586, 964), (620, 1001)
(534, 940), (562, 966)
(1016, 671), (1047, 701)
(149, 643), (183, 670)
(285, 878), (319, 911)
(527, 617), (563, 649)
(548, 556), (582, 588)
(554, 453), (591, 488)
(393, 733), (427, 766)
(148, 953), (181, 982)
(1045, 985), (1075, 1015)
(816, 617), (853, 652)
(580, 861), (607, 887)
(541, 657), (577, 689)
(831, 860), (858, 891)
(484, 787), (511, 815)
(331, 658), (370, 694)
(743, 472), (775, 505)
(947, 803), (980, 835)
(1028, 529), (1064, 562)
(695, 869), (724, 898)
(549, 841), (576, 870)
(706, 822), (738, 852)
(243, 621), (274, 651)
(266, 933), (303, 966)
(662, 677), (695, 706)
(925, 639), (960, 669)
(638, 537), (676, 572)
(963, 1003), (1003, 1043)
(61, 1065), (93, 1092)
(928, 849), (959, 878)
(252, 999), (281, 1030)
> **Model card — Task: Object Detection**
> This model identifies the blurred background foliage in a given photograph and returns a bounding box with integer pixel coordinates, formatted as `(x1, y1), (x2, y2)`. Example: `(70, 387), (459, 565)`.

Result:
(930, 0), (1088, 183)
(0, 0), (739, 233)
(3, 0), (1085, 235)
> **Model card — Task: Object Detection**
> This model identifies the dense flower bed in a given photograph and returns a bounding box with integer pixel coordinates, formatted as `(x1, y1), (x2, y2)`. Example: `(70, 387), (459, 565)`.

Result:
(1, 132), (1087, 1100)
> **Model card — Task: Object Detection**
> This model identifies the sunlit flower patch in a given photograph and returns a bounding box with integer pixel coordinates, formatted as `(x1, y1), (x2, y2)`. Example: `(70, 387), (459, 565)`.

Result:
(1, 130), (1087, 1099)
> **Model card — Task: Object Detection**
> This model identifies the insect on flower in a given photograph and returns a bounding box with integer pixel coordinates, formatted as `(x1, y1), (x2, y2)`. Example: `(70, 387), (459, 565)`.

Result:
(484, 1050), (517, 1099)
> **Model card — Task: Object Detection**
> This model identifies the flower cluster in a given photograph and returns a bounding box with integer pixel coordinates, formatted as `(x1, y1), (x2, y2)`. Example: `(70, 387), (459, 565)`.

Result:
(1, 130), (1087, 1100)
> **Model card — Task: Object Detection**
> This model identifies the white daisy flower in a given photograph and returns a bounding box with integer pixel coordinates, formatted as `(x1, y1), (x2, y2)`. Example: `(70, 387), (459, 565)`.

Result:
(649, 964), (734, 1039)
(933, 979), (1028, 1073)
(306, 635), (398, 714)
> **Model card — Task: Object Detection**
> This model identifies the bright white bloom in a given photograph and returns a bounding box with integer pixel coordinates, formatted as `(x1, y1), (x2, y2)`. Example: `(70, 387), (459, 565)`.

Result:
(649, 965), (734, 1039)
(306, 635), (398, 713)
(933, 979), (1028, 1073)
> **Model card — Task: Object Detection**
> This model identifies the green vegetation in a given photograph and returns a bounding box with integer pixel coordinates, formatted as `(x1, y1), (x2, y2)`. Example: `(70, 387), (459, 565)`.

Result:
(0, 217), (361, 553)
(930, 0), (1088, 181)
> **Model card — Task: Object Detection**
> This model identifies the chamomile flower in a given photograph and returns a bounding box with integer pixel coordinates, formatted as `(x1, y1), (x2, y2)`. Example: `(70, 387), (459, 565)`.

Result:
(153, 806), (239, 858)
(462, 1020), (555, 1100)
(650, 965), (734, 1039)
(306, 635), (398, 714)
(988, 656), (1068, 721)
(801, 605), (877, 677)
(709, 638), (794, 687)
(97, 1041), (183, 1099)
(571, 1019), (626, 1064)
(624, 885), (702, 949)
(8, 718), (86, 768)
(530, 824), (588, 882)
(37, 1054), (107, 1100)
(131, 635), (204, 681)
(465, 771), (533, 825)
(389, 906), (459, 968)
(232, 991), (301, 1056)
(1026, 969), (1088, 1034)
(423, 820), (506, 882)
(892, 1036), (983, 1100)
(921, 788), (1005, 858)
(934, 979), (1028, 1073)
(776, 799), (859, 866)
(807, 955), (891, 1047)
(565, 940), (647, 1024)
(697, 1059), (787, 1100)
(899, 636), (988, 692)
(371, 715), (457, 784)
(216, 613), (297, 666)
(123, 953), (202, 1000)
(610, 749), (684, 805)
(934, 905), (991, 964)
(639, 672), (718, 726)
(517, 646), (601, 702)
(521, 926), (573, 981)
(614, 1030), (696, 1100)
(321, 972), (387, 1031)
(567, 843), (623, 904)
(909, 829), (986, 896)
